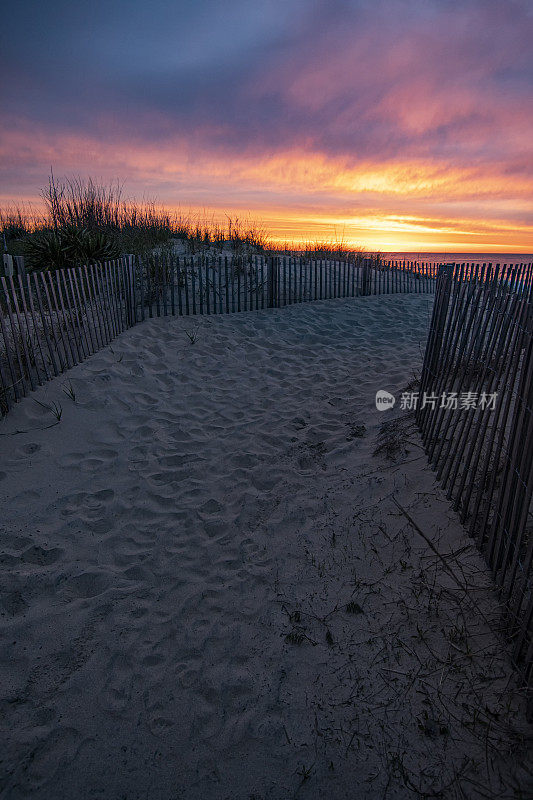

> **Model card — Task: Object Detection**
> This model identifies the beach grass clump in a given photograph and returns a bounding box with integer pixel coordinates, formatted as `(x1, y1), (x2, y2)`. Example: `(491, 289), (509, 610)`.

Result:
(2, 174), (374, 270)
(24, 225), (121, 272)
(301, 239), (367, 262)
(345, 600), (364, 614)
(274, 229), (372, 263)
(0, 205), (32, 243)
(373, 418), (411, 460)
(1, 176), (188, 270)
(1, 176), (275, 270)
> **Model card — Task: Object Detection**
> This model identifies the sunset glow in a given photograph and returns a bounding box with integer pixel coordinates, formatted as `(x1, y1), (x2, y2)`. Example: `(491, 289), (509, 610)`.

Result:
(1, 0), (532, 251)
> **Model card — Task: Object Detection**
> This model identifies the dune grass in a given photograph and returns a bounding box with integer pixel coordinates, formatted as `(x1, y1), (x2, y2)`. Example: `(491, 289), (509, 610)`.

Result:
(1, 176), (272, 271)
(1, 175), (373, 272)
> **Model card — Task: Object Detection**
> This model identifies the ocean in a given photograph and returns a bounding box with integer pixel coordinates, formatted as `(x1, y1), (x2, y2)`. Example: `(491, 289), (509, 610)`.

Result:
(384, 252), (533, 265)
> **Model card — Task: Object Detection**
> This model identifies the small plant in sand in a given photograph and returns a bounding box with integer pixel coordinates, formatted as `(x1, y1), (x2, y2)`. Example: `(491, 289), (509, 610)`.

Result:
(296, 763), (314, 783)
(61, 380), (76, 402)
(400, 372), (420, 394)
(184, 324), (200, 344)
(346, 600), (364, 615)
(285, 631), (306, 645)
(373, 417), (413, 460)
(24, 225), (120, 272)
(34, 398), (62, 420)
(109, 346), (123, 363)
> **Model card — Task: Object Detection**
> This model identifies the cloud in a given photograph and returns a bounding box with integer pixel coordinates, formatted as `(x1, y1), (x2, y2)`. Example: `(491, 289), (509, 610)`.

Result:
(1, 0), (532, 248)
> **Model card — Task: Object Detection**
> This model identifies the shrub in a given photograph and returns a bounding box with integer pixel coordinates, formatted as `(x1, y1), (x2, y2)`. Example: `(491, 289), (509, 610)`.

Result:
(24, 226), (120, 272)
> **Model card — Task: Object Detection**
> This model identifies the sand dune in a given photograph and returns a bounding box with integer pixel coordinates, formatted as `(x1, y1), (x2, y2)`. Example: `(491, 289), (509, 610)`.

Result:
(0, 295), (530, 799)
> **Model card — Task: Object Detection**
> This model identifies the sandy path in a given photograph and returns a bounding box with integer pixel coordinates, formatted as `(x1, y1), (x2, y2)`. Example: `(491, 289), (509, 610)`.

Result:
(0, 295), (530, 799)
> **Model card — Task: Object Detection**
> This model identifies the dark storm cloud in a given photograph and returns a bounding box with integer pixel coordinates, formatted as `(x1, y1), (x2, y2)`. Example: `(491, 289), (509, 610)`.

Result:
(2, 0), (531, 162)
(1, 0), (532, 251)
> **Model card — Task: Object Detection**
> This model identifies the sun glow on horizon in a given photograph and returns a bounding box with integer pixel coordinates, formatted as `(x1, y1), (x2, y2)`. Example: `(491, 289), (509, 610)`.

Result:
(2, 191), (532, 254)
(2, 0), (533, 254)
(1, 127), (532, 253)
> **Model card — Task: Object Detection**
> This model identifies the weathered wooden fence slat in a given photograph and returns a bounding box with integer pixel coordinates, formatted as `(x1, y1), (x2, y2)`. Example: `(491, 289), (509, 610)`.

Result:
(32, 271), (58, 378)
(6, 250), (533, 692)
(2, 254), (449, 417)
(417, 261), (533, 690)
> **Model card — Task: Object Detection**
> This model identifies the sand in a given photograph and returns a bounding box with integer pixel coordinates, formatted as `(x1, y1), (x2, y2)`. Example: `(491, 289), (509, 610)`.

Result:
(0, 294), (531, 799)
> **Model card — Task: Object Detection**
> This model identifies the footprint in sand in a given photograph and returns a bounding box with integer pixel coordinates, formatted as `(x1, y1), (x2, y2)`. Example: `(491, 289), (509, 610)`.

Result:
(232, 453), (258, 469)
(123, 564), (150, 582)
(147, 714), (176, 738)
(19, 442), (41, 456)
(13, 489), (40, 501)
(18, 726), (83, 792)
(20, 546), (63, 566)
(98, 654), (134, 713)
(0, 589), (28, 615)
(200, 498), (223, 514)
(60, 489), (115, 517)
(61, 571), (110, 599)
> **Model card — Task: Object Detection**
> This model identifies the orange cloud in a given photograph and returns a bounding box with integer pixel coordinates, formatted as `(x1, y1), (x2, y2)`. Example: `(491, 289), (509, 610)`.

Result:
(1, 121), (532, 252)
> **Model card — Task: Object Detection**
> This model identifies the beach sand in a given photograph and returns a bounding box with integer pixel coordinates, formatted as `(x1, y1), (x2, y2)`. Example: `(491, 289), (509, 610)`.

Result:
(0, 295), (531, 799)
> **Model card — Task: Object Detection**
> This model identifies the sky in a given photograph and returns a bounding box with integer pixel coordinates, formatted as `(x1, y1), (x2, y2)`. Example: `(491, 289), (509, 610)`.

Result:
(1, 0), (532, 251)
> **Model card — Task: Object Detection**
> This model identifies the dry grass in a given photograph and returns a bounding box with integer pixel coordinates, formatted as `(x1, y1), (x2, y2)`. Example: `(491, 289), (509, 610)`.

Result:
(1, 176), (273, 269)
(1, 176), (375, 271)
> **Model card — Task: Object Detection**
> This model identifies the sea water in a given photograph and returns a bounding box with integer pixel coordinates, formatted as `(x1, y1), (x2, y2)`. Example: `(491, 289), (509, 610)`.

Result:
(384, 252), (533, 265)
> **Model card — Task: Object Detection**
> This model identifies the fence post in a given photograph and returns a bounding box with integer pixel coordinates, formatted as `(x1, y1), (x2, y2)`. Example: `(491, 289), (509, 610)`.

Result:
(2, 253), (14, 277)
(13, 256), (26, 276)
(124, 254), (136, 326)
(361, 258), (371, 296)
(418, 264), (453, 400)
(268, 256), (278, 308)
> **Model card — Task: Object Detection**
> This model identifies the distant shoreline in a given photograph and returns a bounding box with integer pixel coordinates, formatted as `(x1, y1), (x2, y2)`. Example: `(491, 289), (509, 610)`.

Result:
(383, 252), (533, 265)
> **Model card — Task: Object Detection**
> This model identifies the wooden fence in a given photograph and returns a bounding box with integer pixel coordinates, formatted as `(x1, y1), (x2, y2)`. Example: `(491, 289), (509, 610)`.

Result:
(0, 257), (135, 415)
(4, 251), (533, 691)
(0, 254), (436, 414)
(418, 261), (533, 687)
(134, 254), (437, 320)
